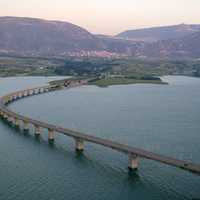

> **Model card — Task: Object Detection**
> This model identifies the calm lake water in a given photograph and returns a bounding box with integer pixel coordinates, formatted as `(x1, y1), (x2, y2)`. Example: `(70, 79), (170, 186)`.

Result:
(0, 76), (200, 200)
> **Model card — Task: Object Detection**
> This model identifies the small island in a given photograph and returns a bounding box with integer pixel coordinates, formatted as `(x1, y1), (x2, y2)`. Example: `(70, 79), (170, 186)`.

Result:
(89, 76), (166, 87)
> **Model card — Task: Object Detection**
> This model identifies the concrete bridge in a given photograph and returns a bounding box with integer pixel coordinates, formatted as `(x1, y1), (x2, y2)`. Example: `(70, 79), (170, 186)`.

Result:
(0, 81), (200, 175)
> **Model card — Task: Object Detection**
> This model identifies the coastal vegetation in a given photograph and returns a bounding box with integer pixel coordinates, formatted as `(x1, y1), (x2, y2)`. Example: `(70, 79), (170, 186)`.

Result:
(0, 55), (200, 86)
(88, 76), (165, 87)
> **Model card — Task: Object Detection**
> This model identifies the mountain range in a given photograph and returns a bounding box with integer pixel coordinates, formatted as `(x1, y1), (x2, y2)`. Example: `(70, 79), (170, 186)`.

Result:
(0, 16), (200, 59)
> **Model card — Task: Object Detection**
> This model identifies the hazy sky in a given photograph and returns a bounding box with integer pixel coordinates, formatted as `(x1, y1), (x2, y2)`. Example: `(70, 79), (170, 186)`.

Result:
(1, 0), (200, 35)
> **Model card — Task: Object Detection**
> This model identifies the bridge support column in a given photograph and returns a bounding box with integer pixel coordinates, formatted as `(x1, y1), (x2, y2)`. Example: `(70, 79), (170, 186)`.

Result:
(128, 154), (139, 170)
(2, 114), (7, 122)
(9, 96), (13, 102)
(3, 113), (8, 121)
(44, 88), (49, 92)
(5, 98), (9, 104)
(48, 129), (55, 143)
(34, 89), (39, 95)
(0, 111), (3, 118)
(6, 100), (9, 104)
(35, 125), (41, 136)
(14, 118), (20, 128)
(7, 116), (13, 124)
(28, 90), (32, 96)
(23, 121), (29, 132)
(18, 93), (22, 98)
(23, 92), (27, 97)
(40, 88), (44, 93)
(75, 138), (84, 152)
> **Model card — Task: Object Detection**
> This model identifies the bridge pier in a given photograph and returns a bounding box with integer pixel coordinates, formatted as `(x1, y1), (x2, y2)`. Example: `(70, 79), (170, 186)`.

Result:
(48, 129), (55, 143)
(75, 138), (84, 152)
(13, 95), (16, 100)
(44, 88), (49, 93)
(33, 90), (36, 95)
(7, 115), (13, 124)
(34, 125), (41, 136)
(34, 89), (39, 95)
(128, 154), (139, 170)
(6, 99), (10, 104)
(0, 111), (3, 118)
(18, 93), (22, 98)
(3, 113), (8, 120)
(23, 120), (29, 132)
(38, 88), (42, 94)
(9, 96), (13, 102)
(28, 90), (33, 96)
(23, 92), (28, 97)
(40, 88), (44, 93)
(3, 114), (8, 121)
(14, 118), (20, 128)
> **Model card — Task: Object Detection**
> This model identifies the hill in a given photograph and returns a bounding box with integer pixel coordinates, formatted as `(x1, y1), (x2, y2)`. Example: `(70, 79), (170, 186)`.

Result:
(117, 24), (200, 42)
(141, 31), (200, 58)
(0, 16), (103, 56)
(0, 17), (200, 59)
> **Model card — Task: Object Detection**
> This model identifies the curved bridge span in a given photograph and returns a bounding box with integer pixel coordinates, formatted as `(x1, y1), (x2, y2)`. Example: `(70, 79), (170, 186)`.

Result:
(0, 81), (200, 175)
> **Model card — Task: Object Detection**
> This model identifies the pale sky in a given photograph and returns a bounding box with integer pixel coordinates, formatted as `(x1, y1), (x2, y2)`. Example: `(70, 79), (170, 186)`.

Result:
(0, 0), (200, 35)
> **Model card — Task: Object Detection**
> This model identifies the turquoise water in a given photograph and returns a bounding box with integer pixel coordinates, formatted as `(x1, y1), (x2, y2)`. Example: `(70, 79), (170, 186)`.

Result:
(0, 76), (200, 200)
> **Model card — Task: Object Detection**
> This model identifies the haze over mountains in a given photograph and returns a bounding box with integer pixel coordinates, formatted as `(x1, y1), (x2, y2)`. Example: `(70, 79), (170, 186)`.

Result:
(0, 16), (200, 59)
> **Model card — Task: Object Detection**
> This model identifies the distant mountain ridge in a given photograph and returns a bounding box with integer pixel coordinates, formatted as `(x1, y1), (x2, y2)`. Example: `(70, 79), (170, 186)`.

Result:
(117, 24), (200, 42)
(0, 16), (200, 59)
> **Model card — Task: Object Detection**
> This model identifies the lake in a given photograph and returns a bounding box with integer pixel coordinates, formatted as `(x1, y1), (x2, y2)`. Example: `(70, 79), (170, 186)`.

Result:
(0, 76), (200, 200)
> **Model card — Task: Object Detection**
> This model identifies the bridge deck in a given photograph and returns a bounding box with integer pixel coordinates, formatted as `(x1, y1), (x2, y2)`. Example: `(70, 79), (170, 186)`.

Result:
(0, 85), (200, 175)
